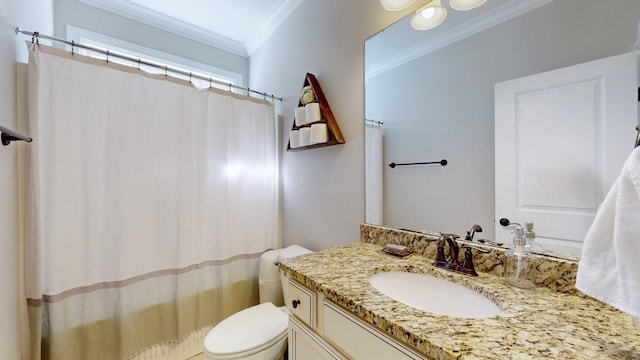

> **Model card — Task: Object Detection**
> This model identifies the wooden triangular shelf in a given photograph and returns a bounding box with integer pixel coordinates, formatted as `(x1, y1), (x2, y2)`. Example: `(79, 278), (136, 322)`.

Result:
(287, 73), (345, 151)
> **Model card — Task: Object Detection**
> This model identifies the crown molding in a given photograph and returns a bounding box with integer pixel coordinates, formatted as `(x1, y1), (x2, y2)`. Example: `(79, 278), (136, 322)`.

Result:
(77, 0), (248, 57)
(245, 0), (304, 55)
(366, 0), (553, 81)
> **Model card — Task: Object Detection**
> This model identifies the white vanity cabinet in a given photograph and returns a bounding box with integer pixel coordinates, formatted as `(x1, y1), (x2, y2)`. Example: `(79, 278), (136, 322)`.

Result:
(286, 279), (430, 360)
(289, 317), (345, 360)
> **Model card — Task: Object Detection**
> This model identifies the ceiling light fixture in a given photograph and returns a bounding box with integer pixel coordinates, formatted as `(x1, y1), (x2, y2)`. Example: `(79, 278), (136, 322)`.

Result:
(380, 0), (487, 30)
(449, 0), (487, 11)
(410, 0), (447, 30)
(380, 0), (416, 11)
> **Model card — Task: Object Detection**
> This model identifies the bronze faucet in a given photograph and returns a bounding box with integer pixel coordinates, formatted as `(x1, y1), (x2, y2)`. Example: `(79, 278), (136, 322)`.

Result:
(433, 234), (491, 276)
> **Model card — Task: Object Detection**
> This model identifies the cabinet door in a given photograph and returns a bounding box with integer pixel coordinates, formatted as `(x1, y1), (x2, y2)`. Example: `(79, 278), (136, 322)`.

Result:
(495, 52), (637, 255)
(322, 301), (429, 360)
(289, 317), (345, 360)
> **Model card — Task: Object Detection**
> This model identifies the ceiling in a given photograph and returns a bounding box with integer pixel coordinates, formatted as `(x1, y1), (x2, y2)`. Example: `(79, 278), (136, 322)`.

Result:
(78, 0), (303, 56)
(80, 0), (550, 61)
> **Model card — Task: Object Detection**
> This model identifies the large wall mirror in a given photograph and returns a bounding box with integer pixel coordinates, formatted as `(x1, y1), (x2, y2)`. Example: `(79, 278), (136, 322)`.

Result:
(365, 0), (640, 257)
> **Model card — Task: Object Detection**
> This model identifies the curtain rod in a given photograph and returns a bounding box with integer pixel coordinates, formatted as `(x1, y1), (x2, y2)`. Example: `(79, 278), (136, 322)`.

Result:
(15, 27), (282, 102)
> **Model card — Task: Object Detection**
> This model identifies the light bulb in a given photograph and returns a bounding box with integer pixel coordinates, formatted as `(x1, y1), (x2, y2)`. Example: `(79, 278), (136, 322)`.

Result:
(410, 0), (447, 30)
(421, 7), (436, 19)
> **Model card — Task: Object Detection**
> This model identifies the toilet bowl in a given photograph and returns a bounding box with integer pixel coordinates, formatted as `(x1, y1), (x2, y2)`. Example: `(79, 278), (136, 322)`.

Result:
(203, 303), (288, 360)
(203, 245), (312, 360)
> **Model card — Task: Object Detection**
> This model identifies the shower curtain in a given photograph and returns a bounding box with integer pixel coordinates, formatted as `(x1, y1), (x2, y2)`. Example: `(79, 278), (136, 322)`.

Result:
(21, 43), (278, 359)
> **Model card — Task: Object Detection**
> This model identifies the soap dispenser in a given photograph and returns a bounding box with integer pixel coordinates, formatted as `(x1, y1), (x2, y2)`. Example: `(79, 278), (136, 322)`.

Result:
(524, 221), (545, 253)
(504, 226), (536, 291)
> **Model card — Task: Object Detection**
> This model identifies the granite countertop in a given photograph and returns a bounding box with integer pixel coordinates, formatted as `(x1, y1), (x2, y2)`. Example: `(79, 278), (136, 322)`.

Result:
(280, 241), (640, 360)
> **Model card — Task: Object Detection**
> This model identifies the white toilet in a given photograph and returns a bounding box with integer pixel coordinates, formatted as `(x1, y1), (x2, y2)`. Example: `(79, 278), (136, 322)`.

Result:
(203, 245), (312, 360)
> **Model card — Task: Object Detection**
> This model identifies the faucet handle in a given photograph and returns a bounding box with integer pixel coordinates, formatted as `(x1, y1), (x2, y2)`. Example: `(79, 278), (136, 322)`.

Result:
(461, 244), (492, 254)
(460, 247), (478, 276)
(460, 245), (493, 277)
(433, 235), (448, 266)
(444, 235), (460, 268)
(440, 232), (460, 240)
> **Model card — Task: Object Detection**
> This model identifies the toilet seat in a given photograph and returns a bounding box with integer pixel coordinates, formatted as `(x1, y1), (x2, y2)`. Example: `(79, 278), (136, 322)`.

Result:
(204, 302), (288, 359)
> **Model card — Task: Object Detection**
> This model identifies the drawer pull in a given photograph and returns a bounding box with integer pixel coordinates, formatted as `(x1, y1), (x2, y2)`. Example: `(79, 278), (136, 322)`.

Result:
(292, 299), (301, 309)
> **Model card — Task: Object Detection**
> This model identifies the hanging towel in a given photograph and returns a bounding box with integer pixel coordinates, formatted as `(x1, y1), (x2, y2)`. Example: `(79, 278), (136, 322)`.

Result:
(576, 146), (640, 321)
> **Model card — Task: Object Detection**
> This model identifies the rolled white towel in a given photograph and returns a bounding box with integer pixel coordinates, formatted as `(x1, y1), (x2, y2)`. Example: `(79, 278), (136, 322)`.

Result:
(294, 107), (306, 127)
(289, 130), (300, 148)
(299, 127), (311, 147)
(310, 123), (328, 144)
(305, 103), (321, 123)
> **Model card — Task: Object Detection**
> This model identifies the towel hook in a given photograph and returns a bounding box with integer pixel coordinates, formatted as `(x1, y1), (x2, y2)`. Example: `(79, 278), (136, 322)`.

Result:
(0, 125), (32, 146)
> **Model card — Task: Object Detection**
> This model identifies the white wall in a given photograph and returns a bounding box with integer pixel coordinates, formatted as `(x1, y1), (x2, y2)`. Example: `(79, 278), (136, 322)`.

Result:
(0, 1), (20, 356)
(249, 1), (416, 250)
(1, 0), (53, 357)
(366, 0), (640, 241)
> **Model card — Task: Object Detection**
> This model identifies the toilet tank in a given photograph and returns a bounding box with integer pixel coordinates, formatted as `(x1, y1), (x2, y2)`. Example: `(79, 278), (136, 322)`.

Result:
(259, 249), (284, 306)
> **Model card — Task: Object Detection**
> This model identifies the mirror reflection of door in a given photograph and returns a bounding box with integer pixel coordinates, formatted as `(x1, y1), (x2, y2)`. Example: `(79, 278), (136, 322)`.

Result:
(495, 52), (637, 255)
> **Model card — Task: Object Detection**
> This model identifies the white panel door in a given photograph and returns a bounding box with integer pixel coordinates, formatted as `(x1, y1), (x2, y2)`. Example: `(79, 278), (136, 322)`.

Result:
(495, 52), (637, 255)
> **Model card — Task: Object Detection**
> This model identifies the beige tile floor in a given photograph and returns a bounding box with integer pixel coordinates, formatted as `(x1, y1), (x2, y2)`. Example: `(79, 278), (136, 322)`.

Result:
(187, 353), (203, 360)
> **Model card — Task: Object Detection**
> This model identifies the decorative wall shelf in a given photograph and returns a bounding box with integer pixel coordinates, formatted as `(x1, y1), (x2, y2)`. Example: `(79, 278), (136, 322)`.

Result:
(287, 73), (345, 152)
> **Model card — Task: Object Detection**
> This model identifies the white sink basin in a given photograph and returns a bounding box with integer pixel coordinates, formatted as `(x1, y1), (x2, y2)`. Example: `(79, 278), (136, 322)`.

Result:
(368, 271), (501, 318)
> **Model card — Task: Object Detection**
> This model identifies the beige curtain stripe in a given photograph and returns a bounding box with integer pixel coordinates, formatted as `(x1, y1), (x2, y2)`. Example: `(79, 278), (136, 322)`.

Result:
(26, 252), (264, 306)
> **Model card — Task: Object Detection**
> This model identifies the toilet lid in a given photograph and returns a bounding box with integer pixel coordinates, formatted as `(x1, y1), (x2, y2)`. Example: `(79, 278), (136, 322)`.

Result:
(204, 302), (288, 355)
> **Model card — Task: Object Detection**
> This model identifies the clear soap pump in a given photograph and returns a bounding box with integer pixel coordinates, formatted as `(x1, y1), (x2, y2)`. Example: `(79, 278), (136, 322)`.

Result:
(504, 226), (536, 291)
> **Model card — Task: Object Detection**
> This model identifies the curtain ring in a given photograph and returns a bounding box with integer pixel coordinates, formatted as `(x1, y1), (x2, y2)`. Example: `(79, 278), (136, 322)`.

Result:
(189, 72), (192, 82)
(71, 40), (75, 55)
(106, 50), (109, 63)
(209, 77), (213, 88)
(31, 31), (39, 44)
(228, 82), (232, 92)
(137, 58), (141, 70)
(247, 88), (251, 97)
(164, 65), (168, 77)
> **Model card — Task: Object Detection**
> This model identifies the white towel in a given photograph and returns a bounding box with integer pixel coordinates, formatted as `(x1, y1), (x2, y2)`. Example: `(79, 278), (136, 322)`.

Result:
(576, 146), (640, 321)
